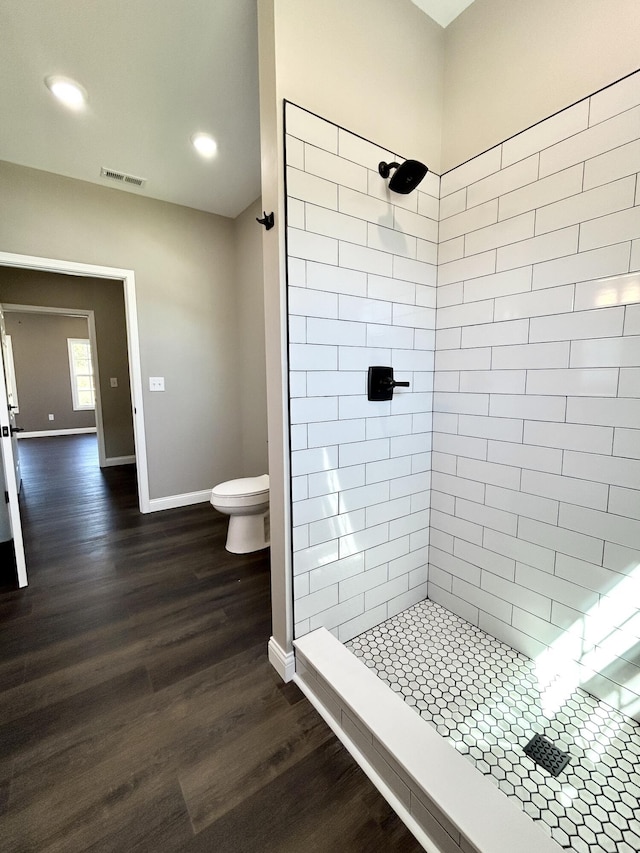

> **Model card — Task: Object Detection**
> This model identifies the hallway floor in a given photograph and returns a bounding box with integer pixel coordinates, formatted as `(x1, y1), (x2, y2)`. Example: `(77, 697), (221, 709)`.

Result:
(0, 435), (421, 852)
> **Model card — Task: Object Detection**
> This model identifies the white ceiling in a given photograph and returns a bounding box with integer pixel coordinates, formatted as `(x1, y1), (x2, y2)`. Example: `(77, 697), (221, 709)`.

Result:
(0, 1), (475, 220)
(0, 0), (261, 219)
(410, 0), (476, 28)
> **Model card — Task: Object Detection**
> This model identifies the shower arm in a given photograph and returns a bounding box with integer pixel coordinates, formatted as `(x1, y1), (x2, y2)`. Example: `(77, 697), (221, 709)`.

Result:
(378, 162), (400, 179)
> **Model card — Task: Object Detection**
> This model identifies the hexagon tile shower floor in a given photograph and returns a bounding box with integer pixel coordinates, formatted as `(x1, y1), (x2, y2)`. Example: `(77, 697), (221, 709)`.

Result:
(346, 600), (640, 853)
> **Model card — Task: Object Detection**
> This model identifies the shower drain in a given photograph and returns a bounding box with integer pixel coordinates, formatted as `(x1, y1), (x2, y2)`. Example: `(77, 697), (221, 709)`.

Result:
(523, 733), (571, 777)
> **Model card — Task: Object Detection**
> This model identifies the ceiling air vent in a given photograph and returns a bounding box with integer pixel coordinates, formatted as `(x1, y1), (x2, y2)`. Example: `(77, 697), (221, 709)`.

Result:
(100, 167), (146, 188)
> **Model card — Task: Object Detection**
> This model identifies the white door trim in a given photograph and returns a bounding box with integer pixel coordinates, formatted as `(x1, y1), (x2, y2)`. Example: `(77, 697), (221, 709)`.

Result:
(0, 253), (150, 513)
(0, 307), (26, 585)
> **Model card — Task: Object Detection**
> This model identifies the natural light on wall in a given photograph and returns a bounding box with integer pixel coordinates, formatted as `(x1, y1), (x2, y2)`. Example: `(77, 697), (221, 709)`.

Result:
(535, 561), (640, 721)
(593, 271), (640, 307)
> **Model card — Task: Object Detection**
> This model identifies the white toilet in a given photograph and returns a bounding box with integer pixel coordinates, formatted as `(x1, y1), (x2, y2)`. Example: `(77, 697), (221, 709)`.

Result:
(210, 474), (270, 554)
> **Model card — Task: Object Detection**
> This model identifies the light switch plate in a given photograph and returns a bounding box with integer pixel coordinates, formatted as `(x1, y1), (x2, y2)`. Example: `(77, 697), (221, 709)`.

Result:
(110, 377), (118, 388)
(149, 377), (165, 392)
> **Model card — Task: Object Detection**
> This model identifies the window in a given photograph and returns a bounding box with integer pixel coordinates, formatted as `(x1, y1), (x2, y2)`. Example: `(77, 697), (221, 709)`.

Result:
(68, 338), (95, 410)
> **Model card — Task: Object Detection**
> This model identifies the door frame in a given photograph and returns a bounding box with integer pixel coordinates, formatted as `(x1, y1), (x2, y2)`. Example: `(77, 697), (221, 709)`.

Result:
(0, 252), (150, 514)
(0, 306), (26, 585)
(2, 304), (109, 466)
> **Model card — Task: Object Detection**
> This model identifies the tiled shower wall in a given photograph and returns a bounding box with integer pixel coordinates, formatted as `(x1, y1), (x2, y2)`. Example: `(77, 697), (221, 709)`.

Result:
(285, 103), (437, 642)
(430, 71), (640, 720)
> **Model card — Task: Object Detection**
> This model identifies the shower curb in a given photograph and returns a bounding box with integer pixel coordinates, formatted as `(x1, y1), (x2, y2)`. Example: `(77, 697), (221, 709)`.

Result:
(294, 628), (561, 853)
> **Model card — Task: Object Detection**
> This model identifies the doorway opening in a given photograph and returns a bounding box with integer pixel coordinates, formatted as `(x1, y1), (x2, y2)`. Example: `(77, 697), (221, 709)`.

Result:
(3, 304), (112, 466)
(0, 252), (150, 589)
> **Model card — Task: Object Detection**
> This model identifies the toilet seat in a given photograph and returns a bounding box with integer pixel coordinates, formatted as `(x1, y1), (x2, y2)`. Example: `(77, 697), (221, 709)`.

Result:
(211, 474), (269, 500)
(211, 475), (269, 510)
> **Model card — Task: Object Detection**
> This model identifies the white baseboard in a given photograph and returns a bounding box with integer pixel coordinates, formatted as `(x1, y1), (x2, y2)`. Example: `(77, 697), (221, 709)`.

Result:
(148, 489), (212, 512)
(268, 636), (296, 682)
(101, 455), (136, 467)
(18, 427), (97, 439)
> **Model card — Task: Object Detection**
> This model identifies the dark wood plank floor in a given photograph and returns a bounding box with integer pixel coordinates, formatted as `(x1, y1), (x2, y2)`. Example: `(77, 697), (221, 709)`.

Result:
(0, 435), (422, 852)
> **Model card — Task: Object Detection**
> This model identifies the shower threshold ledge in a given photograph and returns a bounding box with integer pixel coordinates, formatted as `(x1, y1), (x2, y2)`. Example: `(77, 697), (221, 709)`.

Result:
(294, 627), (559, 853)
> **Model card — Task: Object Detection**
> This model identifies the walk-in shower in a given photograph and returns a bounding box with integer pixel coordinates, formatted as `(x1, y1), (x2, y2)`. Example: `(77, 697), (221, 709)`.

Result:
(283, 68), (640, 852)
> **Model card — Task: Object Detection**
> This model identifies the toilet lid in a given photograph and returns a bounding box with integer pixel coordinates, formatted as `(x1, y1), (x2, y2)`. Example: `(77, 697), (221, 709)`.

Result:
(212, 474), (269, 498)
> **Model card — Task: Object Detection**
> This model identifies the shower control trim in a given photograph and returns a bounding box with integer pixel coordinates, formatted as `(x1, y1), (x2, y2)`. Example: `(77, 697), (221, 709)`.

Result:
(367, 366), (410, 401)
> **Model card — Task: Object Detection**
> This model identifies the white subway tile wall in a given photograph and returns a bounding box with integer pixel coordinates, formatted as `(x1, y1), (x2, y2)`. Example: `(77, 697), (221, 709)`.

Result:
(286, 73), (640, 719)
(433, 70), (640, 719)
(286, 103), (435, 642)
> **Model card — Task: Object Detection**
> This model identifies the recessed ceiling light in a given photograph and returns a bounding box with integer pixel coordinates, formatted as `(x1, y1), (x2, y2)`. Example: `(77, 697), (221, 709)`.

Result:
(45, 75), (87, 110)
(191, 133), (217, 158)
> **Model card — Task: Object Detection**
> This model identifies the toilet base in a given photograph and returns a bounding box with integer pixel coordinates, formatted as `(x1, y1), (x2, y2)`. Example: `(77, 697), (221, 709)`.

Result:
(226, 510), (270, 553)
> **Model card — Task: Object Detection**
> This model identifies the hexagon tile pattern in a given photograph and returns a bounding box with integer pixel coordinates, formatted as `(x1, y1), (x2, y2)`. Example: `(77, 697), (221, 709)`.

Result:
(346, 599), (640, 852)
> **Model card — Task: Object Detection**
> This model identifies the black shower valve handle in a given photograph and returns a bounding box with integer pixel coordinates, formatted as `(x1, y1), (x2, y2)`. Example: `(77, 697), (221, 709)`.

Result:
(367, 365), (410, 401)
(383, 377), (410, 388)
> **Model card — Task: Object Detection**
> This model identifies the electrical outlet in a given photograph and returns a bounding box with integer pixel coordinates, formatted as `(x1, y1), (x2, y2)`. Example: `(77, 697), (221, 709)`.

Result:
(48, 414), (55, 421)
(110, 377), (118, 388)
(149, 377), (165, 392)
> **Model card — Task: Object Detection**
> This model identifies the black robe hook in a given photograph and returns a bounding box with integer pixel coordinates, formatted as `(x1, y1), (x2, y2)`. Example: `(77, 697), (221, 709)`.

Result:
(256, 211), (274, 230)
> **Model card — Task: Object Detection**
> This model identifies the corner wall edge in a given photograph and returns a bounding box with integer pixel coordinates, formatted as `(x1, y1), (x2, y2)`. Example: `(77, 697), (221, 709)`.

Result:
(268, 635), (295, 682)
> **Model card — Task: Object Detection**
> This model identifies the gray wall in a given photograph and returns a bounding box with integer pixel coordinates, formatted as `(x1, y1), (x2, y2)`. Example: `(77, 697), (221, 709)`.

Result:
(270, 0), (444, 172)
(442, 0), (640, 170)
(5, 311), (96, 433)
(0, 161), (264, 501)
(235, 198), (268, 476)
(257, 0), (445, 655)
(0, 269), (133, 458)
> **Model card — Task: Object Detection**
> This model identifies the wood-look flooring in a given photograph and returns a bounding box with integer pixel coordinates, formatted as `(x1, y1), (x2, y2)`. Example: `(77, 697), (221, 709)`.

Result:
(0, 436), (422, 852)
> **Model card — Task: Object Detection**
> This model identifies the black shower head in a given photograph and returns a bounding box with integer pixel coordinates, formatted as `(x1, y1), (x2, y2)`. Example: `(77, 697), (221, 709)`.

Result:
(378, 159), (428, 194)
